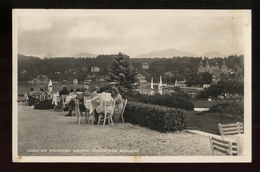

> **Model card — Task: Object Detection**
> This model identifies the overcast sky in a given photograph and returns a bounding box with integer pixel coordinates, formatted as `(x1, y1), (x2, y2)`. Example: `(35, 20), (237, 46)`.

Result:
(14, 10), (250, 58)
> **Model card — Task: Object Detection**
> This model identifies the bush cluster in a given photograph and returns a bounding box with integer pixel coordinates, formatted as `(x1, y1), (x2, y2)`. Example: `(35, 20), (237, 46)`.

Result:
(124, 101), (186, 132)
(171, 91), (191, 99)
(209, 100), (244, 118)
(123, 92), (194, 111)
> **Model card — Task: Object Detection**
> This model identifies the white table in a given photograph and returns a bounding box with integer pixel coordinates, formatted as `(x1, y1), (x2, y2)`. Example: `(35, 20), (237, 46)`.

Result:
(52, 94), (61, 106)
(65, 95), (77, 104)
(84, 99), (100, 114)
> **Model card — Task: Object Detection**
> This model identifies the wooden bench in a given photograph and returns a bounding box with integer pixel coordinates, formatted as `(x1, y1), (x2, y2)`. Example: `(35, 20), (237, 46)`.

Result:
(218, 122), (244, 140)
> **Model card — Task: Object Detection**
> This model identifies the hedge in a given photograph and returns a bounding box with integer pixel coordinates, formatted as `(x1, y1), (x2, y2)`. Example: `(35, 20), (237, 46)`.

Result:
(124, 101), (186, 133)
(123, 92), (194, 111)
(209, 100), (244, 118)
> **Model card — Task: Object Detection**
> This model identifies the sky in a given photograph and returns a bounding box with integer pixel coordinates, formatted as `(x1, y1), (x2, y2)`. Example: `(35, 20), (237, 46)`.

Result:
(14, 10), (250, 58)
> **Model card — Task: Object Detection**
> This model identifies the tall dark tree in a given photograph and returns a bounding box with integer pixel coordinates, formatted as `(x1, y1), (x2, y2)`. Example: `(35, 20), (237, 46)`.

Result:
(201, 72), (213, 85)
(108, 52), (137, 92)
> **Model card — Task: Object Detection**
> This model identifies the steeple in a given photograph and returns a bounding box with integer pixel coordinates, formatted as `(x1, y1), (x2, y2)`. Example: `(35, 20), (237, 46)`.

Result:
(220, 60), (228, 72)
(204, 60), (212, 73)
(197, 60), (205, 73)
(214, 62), (219, 70)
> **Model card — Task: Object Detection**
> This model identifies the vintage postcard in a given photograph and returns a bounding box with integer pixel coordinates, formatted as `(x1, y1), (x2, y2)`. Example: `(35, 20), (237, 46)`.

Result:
(13, 9), (251, 162)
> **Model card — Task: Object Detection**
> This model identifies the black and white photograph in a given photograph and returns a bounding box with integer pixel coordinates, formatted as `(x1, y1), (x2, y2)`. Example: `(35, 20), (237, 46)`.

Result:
(12, 9), (251, 162)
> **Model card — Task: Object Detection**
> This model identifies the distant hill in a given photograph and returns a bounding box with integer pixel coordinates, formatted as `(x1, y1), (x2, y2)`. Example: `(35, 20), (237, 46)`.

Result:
(134, 48), (198, 58)
(201, 50), (244, 58)
(69, 52), (99, 58)
(18, 54), (41, 60)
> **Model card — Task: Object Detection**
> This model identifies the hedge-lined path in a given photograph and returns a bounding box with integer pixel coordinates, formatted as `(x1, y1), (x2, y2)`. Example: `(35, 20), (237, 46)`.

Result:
(17, 103), (212, 156)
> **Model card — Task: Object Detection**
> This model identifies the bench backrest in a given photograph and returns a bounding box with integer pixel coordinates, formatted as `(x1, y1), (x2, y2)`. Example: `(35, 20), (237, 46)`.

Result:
(218, 122), (244, 140)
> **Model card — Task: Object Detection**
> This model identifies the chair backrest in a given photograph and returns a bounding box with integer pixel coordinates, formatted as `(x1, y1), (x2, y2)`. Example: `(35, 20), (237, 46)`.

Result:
(39, 94), (45, 101)
(103, 100), (115, 115)
(209, 136), (237, 156)
(121, 99), (128, 115)
(24, 93), (29, 100)
(74, 98), (79, 110)
(218, 122), (244, 140)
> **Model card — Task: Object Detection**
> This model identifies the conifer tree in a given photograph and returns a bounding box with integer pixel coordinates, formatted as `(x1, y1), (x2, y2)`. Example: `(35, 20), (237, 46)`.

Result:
(108, 52), (137, 92)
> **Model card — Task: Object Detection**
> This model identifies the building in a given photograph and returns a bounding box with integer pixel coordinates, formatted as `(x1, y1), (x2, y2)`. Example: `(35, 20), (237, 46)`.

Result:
(198, 60), (229, 82)
(142, 63), (149, 69)
(175, 79), (187, 87)
(135, 74), (147, 83)
(33, 75), (49, 83)
(73, 79), (78, 83)
(91, 66), (100, 72)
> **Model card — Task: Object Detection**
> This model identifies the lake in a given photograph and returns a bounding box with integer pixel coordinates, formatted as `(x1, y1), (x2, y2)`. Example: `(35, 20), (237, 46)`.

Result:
(17, 81), (200, 97)
(17, 81), (170, 96)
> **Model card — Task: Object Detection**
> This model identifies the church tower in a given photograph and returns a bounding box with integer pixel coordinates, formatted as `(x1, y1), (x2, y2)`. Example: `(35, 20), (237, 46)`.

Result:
(197, 60), (205, 73)
(214, 62), (219, 71)
(204, 60), (212, 73)
(220, 60), (228, 72)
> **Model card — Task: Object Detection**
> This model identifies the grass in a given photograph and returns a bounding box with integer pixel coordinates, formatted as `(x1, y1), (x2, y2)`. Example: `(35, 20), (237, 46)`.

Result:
(184, 111), (244, 135)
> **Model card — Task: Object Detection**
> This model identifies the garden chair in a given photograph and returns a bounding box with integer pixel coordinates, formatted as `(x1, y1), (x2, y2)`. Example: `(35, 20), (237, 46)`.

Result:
(218, 122), (244, 140)
(61, 94), (70, 112)
(75, 99), (85, 125)
(209, 136), (237, 156)
(53, 95), (61, 111)
(24, 93), (29, 105)
(97, 100), (115, 126)
(120, 99), (128, 123)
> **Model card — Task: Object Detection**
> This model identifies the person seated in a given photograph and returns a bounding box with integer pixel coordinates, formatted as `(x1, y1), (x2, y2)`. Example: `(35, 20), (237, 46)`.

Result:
(27, 87), (36, 106)
(90, 85), (98, 98)
(65, 85), (91, 116)
(59, 85), (70, 96)
(111, 87), (123, 123)
(34, 87), (54, 109)
(76, 86), (83, 94)
(69, 88), (76, 96)
(92, 91), (113, 124)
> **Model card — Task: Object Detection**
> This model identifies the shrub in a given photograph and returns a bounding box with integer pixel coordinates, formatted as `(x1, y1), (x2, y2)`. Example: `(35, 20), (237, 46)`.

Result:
(171, 91), (191, 99)
(123, 92), (194, 111)
(209, 100), (244, 118)
(124, 101), (186, 133)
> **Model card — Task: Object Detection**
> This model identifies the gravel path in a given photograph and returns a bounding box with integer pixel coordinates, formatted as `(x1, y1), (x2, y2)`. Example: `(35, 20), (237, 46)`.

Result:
(17, 103), (212, 156)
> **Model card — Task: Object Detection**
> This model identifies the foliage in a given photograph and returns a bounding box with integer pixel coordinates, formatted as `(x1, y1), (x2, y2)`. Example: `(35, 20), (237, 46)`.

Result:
(108, 52), (137, 93)
(209, 100), (244, 118)
(196, 80), (244, 99)
(123, 92), (194, 111)
(18, 54), (244, 88)
(186, 72), (212, 87)
(124, 101), (186, 132)
(171, 91), (191, 99)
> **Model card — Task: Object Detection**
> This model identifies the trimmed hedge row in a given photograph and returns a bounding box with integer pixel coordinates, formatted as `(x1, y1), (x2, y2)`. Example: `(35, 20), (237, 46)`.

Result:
(124, 101), (186, 133)
(123, 92), (194, 111)
(209, 100), (244, 118)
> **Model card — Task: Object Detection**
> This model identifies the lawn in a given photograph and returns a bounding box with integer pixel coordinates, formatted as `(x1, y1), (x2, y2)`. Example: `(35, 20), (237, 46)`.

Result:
(184, 111), (244, 135)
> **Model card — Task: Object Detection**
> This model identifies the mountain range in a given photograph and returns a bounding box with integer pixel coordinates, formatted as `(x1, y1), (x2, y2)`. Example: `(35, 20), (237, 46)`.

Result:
(18, 48), (243, 59)
(133, 48), (243, 58)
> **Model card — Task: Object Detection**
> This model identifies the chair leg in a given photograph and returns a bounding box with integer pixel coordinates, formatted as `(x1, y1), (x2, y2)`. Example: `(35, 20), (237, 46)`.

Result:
(103, 113), (107, 127)
(121, 115), (124, 123)
(97, 115), (102, 125)
(110, 114), (114, 126)
(77, 112), (81, 125)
